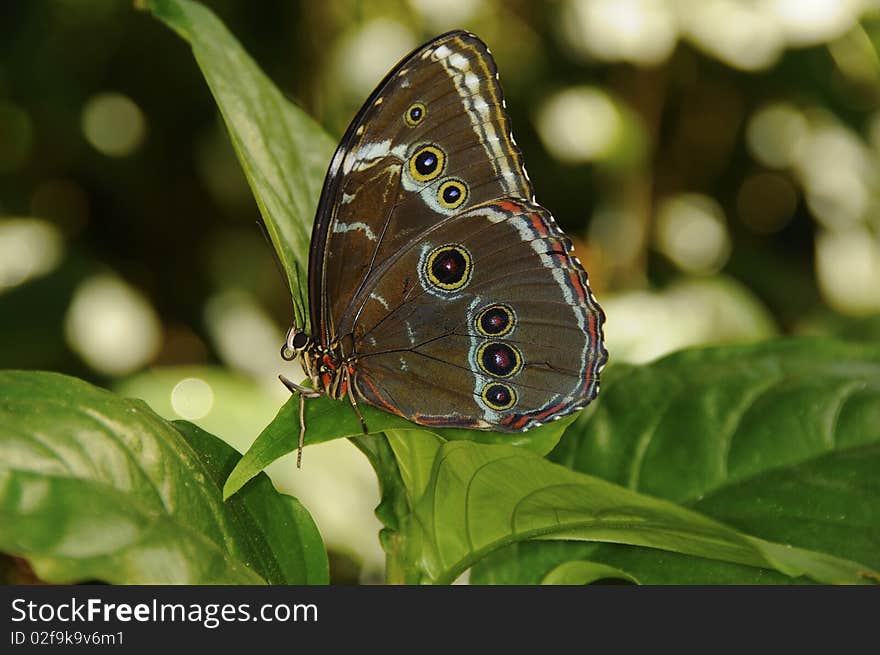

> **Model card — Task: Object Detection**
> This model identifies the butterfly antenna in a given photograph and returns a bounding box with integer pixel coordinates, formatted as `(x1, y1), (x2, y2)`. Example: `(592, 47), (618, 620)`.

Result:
(255, 219), (306, 328)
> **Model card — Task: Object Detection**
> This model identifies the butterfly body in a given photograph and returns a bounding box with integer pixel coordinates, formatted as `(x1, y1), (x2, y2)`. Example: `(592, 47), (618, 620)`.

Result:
(282, 31), (607, 460)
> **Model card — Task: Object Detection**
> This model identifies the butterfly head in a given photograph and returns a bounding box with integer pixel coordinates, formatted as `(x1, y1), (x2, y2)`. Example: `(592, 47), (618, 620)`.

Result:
(281, 326), (312, 361)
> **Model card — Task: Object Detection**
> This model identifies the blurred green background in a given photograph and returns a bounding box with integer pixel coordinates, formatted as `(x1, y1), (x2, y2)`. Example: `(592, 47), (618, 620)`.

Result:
(2, 0), (880, 582)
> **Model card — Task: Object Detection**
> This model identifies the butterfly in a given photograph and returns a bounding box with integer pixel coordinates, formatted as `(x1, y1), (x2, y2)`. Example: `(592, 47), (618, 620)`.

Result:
(279, 30), (607, 465)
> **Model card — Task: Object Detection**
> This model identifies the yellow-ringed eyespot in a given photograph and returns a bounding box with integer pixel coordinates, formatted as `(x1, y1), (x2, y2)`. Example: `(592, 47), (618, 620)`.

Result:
(404, 102), (427, 127)
(476, 341), (522, 378)
(482, 382), (517, 411)
(409, 144), (445, 182)
(475, 304), (515, 337)
(437, 178), (468, 209)
(425, 244), (472, 291)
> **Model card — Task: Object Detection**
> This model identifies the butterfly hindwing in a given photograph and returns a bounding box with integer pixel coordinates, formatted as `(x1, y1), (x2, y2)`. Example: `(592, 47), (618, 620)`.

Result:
(349, 199), (606, 431)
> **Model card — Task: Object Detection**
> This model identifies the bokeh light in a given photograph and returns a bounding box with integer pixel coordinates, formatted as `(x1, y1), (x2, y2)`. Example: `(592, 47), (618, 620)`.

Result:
(408, 0), (484, 31)
(602, 277), (777, 363)
(655, 193), (731, 274)
(765, 0), (865, 47)
(746, 102), (808, 169)
(680, 0), (784, 71)
(816, 227), (880, 315)
(204, 290), (294, 384)
(561, 0), (678, 65)
(333, 19), (416, 101)
(64, 274), (161, 376)
(793, 119), (873, 230)
(170, 376), (215, 420)
(81, 92), (147, 157)
(535, 86), (622, 163)
(0, 218), (64, 291)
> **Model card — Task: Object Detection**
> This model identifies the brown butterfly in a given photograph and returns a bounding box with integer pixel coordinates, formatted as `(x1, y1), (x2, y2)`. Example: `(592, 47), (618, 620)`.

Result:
(279, 31), (607, 465)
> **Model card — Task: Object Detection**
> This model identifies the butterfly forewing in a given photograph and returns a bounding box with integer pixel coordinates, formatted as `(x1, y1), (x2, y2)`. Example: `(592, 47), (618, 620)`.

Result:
(308, 31), (531, 344)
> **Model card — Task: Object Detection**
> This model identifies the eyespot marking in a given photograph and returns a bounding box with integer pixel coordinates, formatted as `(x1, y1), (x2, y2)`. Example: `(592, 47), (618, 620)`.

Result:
(477, 341), (522, 378)
(405, 102), (427, 127)
(437, 178), (468, 209)
(409, 144), (445, 182)
(475, 304), (515, 337)
(424, 244), (471, 291)
(482, 382), (516, 411)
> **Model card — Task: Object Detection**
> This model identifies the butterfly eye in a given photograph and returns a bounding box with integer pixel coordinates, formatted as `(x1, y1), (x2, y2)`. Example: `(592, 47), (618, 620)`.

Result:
(477, 341), (522, 378)
(424, 244), (472, 291)
(476, 304), (515, 337)
(409, 145), (445, 182)
(291, 332), (309, 350)
(482, 383), (517, 411)
(404, 102), (426, 127)
(437, 179), (468, 209)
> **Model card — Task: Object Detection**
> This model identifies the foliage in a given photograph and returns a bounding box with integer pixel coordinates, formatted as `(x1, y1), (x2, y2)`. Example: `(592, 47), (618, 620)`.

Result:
(0, 371), (326, 584)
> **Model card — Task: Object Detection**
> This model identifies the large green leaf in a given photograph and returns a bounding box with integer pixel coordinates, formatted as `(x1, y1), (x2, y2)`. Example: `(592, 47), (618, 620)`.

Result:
(223, 394), (575, 500)
(143, 0), (336, 326)
(0, 371), (327, 584)
(474, 339), (880, 584)
(409, 440), (874, 585)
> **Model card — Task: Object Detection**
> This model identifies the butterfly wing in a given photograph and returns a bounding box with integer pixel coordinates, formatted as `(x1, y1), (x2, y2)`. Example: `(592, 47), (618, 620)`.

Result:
(308, 31), (531, 344)
(348, 198), (607, 431)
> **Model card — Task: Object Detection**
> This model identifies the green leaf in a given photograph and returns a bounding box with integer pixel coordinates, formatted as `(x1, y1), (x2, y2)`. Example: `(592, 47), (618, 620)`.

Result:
(0, 371), (327, 584)
(172, 421), (328, 584)
(143, 0), (336, 326)
(476, 339), (880, 584)
(385, 430), (444, 504)
(410, 440), (875, 585)
(223, 394), (575, 500)
(349, 434), (415, 584)
(540, 560), (639, 585)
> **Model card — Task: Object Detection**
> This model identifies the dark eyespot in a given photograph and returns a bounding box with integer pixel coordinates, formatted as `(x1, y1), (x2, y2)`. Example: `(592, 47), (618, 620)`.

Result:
(405, 102), (426, 126)
(416, 151), (437, 175)
(291, 332), (309, 350)
(424, 244), (472, 291)
(477, 342), (522, 378)
(431, 249), (465, 284)
(476, 304), (515, 337)
(482, 383), (516, 411)
(438, 178), (468, 209)
(409, 145), (445, 182)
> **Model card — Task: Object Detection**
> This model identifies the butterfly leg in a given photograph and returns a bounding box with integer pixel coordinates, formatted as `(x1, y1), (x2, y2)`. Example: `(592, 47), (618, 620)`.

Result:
(345, 370), (369, 435)
(279, 374), (321, 468)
